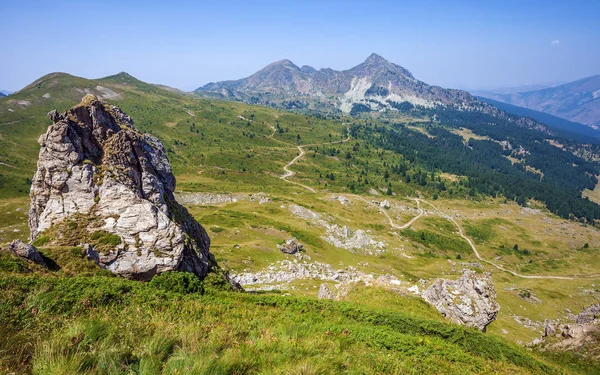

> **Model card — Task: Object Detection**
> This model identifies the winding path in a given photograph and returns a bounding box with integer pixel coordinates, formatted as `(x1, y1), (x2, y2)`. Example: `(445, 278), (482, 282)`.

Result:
(279, 128), (351, 193)
(273, 124), (599, 281)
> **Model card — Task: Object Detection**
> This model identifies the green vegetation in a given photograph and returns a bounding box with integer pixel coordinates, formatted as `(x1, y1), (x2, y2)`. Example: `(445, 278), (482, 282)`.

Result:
(0, 274), (588, 375)
(2, 72), (600, 374)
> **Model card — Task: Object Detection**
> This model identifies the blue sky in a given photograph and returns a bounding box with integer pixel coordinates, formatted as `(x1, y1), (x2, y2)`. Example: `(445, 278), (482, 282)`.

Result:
(1, 0), (599, 91)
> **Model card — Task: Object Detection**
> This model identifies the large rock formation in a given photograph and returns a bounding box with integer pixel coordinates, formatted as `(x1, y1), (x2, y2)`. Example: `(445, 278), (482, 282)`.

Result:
(421, 270), (500, 332)
(28, 95), (212, 280)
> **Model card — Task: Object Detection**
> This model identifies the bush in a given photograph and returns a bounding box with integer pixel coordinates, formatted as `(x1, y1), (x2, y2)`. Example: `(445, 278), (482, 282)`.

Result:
(32, 235), (50, 247)
(203, 271), (235, 293)
(149, 272), (204, 295)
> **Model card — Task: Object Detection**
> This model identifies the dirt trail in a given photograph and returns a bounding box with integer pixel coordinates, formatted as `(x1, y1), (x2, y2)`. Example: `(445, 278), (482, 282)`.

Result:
(278, 127), (350, 192)
(275, 126), (599, 281)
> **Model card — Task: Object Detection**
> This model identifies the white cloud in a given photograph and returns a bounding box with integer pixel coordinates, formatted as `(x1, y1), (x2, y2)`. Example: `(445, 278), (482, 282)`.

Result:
(551, 40), (560, 46)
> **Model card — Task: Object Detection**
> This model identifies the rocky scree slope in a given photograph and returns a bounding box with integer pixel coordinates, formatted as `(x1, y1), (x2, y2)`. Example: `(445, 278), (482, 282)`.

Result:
(28, 95), (212, 280)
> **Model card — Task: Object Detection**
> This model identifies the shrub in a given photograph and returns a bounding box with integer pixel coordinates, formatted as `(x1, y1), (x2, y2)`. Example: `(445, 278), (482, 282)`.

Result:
(149, 272), (204, 295)
(32, 235), (50, 247)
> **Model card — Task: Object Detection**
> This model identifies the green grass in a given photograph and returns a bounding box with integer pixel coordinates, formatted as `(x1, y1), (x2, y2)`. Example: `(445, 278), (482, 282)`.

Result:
(2, 72), (600, 374)
(0, 274), (585, 375)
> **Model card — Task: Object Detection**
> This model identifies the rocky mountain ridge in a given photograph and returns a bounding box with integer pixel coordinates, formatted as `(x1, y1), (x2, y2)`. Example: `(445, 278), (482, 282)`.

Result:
(28, 94), (213, 280)
(196, 53), (487, 113)
(478, 75), (600, 128)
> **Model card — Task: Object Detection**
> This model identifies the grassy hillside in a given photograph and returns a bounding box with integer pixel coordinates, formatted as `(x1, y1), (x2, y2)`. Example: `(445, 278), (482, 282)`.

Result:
(1, 72), (600, 373)
(0, 269), (595, 375)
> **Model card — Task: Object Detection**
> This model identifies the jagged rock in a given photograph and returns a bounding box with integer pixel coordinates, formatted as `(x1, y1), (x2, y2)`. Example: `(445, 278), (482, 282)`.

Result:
(277, 238), (303, 254)
(7, 240), (47, 266)
(318, 283), (336, 299)
(421, 270), (500, 331)
(28, 95), (212, 280)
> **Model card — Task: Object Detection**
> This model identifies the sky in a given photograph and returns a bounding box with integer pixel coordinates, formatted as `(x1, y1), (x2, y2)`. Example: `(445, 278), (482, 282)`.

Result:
(1, 0), (599, 92)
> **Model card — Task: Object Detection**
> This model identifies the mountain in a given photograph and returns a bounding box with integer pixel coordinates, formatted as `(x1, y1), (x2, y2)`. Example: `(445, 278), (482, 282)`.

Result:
(196, 53), (491, 114)
(470, 83), (563, 96)
(478, 75), (600, 128)
(478, 96), (600, 142)
(0, 90), (11, 96)
(0, 92), (4, 98)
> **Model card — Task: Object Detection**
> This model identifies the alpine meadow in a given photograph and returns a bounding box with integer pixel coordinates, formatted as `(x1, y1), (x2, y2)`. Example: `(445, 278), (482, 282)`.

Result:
(1, 1), (600, 374)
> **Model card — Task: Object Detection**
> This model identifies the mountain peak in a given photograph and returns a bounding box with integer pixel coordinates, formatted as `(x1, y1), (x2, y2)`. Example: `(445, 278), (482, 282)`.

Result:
(365, 53), (388, 64)
(267, 59), (299, 70)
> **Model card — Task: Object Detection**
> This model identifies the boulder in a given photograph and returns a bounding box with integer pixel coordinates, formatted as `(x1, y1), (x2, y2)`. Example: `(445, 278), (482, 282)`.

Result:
(7, 240), (47, 267)
(277, 238), (303, 254)
(421, 270), (500, 331)
(28, 95), (213, 280)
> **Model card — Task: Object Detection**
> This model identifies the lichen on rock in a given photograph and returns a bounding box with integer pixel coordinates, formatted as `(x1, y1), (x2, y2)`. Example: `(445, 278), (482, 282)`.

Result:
(28, 95), (213, 280)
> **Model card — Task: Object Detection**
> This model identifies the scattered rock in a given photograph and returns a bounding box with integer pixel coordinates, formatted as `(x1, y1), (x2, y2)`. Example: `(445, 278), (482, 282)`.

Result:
(331, 194), (351, 206)
(460, 262), (482, 269)
(277, 238), (303, 254)
(28, 95), (213, 281)
(289, 204), (321, 220)
(323, 224), (385, 253)
(175, 192), (271, 206)
(576, 303), (600, 324)
(407, 285), (420, 295)
(318, 283), (336, 299)
(380, 200), (391, 209)
(421, 270), (500, 331)
(368, 188), (380, 196)
(289, 204), (385, 253)
(231, 259), (401, 291)
(7, 240), (47, 267)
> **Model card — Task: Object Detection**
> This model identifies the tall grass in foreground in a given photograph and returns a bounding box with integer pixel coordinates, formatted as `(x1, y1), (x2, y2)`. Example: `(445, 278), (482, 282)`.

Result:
(0, 274), (597, 374)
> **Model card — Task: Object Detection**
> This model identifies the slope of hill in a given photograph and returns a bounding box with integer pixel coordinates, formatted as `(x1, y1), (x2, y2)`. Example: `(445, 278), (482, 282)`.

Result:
(477, 96), (600, 143)
(479, 75), (600, 128)
(1, 72), (600, 373)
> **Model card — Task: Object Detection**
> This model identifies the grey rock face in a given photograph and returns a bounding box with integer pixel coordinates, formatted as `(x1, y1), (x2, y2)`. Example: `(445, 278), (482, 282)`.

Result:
(421, 270), (500, 332)
(7, 240), (47, 266)
(28, 95), (212, 280)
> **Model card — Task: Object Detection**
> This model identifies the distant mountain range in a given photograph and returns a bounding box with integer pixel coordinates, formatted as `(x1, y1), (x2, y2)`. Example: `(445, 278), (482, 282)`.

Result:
(477, 96), (600, 142)
(196, 53), (488, 114)
(0, 90), (12, 96)
(477, 75), (600, 129)
(195, 54), (600, 140)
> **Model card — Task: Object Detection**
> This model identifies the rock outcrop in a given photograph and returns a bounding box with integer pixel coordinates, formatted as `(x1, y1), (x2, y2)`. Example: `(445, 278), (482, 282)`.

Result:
(28, 95), (212, 280)
(318, 283), (336, 300)
(536, 304), (600, 354)
(277, 238), (303, 254)
(421, 270), (500, 332)
(7, 240), (47, 267)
